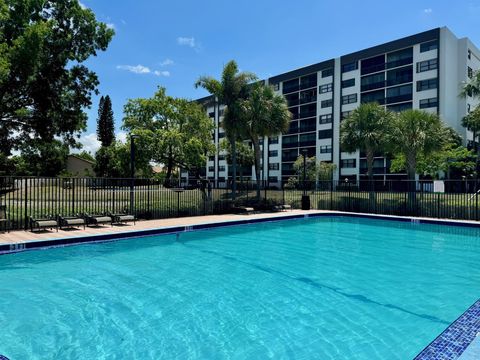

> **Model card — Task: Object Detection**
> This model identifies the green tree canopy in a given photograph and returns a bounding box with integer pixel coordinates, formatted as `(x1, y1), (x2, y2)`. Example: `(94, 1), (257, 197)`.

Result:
(219, 139), (254, 180)
(286, 156), (336, 188)
(122, 87), (215, 186)
(340, 102), (393, 183)
(0, 0), (114, 162)
(195, 60), (256, 198)
(238, 83), (290, 198)
(97, 95), (115, 147)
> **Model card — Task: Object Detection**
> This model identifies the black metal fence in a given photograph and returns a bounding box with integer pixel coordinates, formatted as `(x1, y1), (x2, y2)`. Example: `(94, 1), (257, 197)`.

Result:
(0, 177), (479, 231)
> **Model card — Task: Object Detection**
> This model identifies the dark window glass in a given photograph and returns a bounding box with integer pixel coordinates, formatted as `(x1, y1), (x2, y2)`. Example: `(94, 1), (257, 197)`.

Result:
(318, 129), (333, 139)
(218, 165), (226, 172)
(300, 132), (316, 146)
(208, 166), (215, 172)
(361, 72), (385, 91)
(419, 97), (438, 109)
(420, 40), (438, 53)
(322, 68), (333, 78)
(468, 49), (472, 60)
(387, 102), (412, 112)
(218, 155), (225, 161)
(361, 54), (385, 75)
(273, 83), (280, 91)
(342, 61), (358, 73)
(319, 114), (333, 124)
(269, 136), (279, 144)
(300, 103), (316, 118)
(300, 74), (317, 89)
(387, 48), (413, 69)
(417, 59), (438, 72)
(468, 66), (473, 78)
(416, 78), (437, 91)
(300, 117), (316, 132)
(289, 106), (299, 120)
(341, 159), (356, 168)
(269, 150), (278, 157)
(300, 89), (317, 104)
(208, 112), (215, 118)
(282, 149), (298, 161)
(269, 163), (279, 170)
(342, 78), (355, 88)
(285, 93), (299, 107)
(361, 89), (385, 105)
(319, 83), (333, 93)
(386, 66), (413, 86)
(321, 99), (332, 108)
(218, 132), (225, 139)
(208, 155), (215, 161)
(287, 120), (299, 134)
(341, 111), (353, 120)
(342, 94), (357, 105)
(282, 135), (298, 148)
(386, 84), (412, 104)
(283, 78), (299, 94)
(268, 176), (278, 182)
(320, 145), (332, 153)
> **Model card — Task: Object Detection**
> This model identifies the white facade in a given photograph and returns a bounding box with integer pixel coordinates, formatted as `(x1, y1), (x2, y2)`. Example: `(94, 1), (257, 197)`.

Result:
(192, 27), (480, 186)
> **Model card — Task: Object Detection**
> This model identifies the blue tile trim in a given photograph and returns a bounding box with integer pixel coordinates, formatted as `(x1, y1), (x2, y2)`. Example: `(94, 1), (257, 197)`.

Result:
(414, 300), (480, 360)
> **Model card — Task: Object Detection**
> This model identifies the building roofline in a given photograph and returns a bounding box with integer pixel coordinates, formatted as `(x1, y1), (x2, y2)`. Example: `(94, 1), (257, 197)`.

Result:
(68, 154), (95, 164)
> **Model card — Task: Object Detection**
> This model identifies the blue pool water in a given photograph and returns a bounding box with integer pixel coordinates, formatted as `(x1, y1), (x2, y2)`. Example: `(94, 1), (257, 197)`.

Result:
(1, 216), (480, 359)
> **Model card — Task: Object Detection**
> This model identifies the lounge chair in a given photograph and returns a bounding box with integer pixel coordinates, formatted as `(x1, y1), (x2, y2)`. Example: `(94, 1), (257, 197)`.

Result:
(59, 215), (86, 230)
(232, 206), (255, 214)
(30, 216), (58, 232)
(85, 213), (113, 227)
(0, 205), (10, 233)
(273, 204), (292, 212)
(110, 213), (136, 225)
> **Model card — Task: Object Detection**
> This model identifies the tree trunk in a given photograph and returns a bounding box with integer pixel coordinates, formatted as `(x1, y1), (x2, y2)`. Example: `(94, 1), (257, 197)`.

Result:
(406, 151), (417, 211)
(231, 137), (237, 201)
(474, 130), (479, 182)
(253, 138), (262, 200)
(164, 146), (173, 187)
(366, 148), (375, 202)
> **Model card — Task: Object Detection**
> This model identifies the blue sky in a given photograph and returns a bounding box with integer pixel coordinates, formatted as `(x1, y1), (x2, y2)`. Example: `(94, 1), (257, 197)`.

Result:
(79, 0), (480, 152)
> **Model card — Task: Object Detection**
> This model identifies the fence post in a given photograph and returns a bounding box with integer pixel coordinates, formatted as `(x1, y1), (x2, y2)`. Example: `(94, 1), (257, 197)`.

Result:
(330, 181), (333, 210)
(71, 178), (75, 215)
(476, 182), (479, 221)
(24, 178), (28, 230)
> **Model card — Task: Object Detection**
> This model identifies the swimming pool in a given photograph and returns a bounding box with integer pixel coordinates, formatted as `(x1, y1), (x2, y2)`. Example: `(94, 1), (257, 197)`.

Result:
(0, 216), (479, 359)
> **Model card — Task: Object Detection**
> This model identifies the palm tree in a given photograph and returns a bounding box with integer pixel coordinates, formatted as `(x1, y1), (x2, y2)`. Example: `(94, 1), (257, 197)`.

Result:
(389, 109), (447, 181)
(462, 106), (480, 178)
(238, 84), (290, 199)
(461, 70), (480, 99)
(340, 102), (393, 188)
(195, 61), (256, 200)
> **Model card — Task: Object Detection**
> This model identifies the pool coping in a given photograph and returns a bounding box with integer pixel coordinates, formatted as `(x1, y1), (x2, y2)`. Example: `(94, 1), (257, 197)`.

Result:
(1, 210), (479, 359)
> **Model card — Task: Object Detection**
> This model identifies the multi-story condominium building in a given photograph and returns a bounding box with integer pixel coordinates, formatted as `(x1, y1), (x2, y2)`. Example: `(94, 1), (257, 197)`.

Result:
(192, 27), (480, 186)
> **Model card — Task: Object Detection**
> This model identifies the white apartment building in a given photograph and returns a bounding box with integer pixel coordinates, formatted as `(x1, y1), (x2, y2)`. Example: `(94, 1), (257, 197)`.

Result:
(192, 27), (480, 186)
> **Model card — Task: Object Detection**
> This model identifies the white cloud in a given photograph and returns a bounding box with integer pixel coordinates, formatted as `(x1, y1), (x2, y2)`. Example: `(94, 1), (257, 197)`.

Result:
(106, 23), (116, 30)
(76, 133), (101, 154)
(154, 70), (170, 77)
(159, 58), (174, 66)
(116, 131), (128, 144)
(424, 8), (433, 14)
(116, 64), (151, 74)
(177, 37), (196, 48)
(79, 1), (87, 9)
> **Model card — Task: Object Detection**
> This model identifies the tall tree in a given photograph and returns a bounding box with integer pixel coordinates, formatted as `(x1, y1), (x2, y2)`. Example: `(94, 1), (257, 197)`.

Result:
(220, 139), (254, 182)
(461, 106), (480, 178)
(238, 84), (290, 199)
(340, 102), (393, 188)
(97, 95), (115, 147)
(122, 87), (215, 186)
(195, 60), (256, 200)
(388, 109), (448, 181)
(0, 0), (114, 165)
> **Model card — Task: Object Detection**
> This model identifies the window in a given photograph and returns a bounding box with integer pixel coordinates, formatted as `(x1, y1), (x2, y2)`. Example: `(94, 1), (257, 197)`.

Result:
(361, 89), (385, 104)
(218, 132), (225, 139)
(269, 136), (279, 144)
(269, 150), (278, 157)
(419, 97), (438, 109)
(285, 93), (299, 107)
(386, 66), (413, 86)
(300, 89), (317, 104)
(282, 135), (298, 148)
(320, 145), (332, 153)
(417, 59), (437, 72)
(300, 103), (316, 118)
(268, 176), (278, 182)
(468, 104), (471, 113)
(342, 78), (355, 88)
(319, 83), (333, 94)
(387, 48), (413, 69)
(283, 78), (299, 94)
(386, 84), (412, 104)
(269, 163), (279, 170)
(318, 129), (333, 139)
(387, 102), (412, 112)
(468, 49), (472, 60)
(342, 61), (358, 73)
(208, 156), (215, 161)
(341, 111), (353, 120)
(273, 83), (280, 91)
(300, 117), (316, 132)
(321, 99), (332, 108)
(361, 54), (385, 75)
(208, 166), (215, 172)
(341, 159), (356, 168)
(342, 94), (357, 105)
(322, 68), (333, 78)
(468, 66), (473, 79)
(282, 149), (298, 161)
(208, 111), (215, 118)
(218, 155), (225, 161)
(218, 166), (226, 172)
(300, 133), (316, 146)
(361, 73), (385, 91)
(420, 40), (438, 53)
(300, 74), (317, 89)
(416, 78), (437, 91)
(319, 114), (333, 124)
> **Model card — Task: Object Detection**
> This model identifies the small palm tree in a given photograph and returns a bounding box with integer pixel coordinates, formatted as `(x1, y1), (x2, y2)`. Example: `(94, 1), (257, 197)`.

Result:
(461, 70), (480, 99)
(238, 84), (290, 199)
(340, 102), (393, 186)
(389, 109), (447, 181)
(195, 61), (256, 200)
(462, 106), (480, 178)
